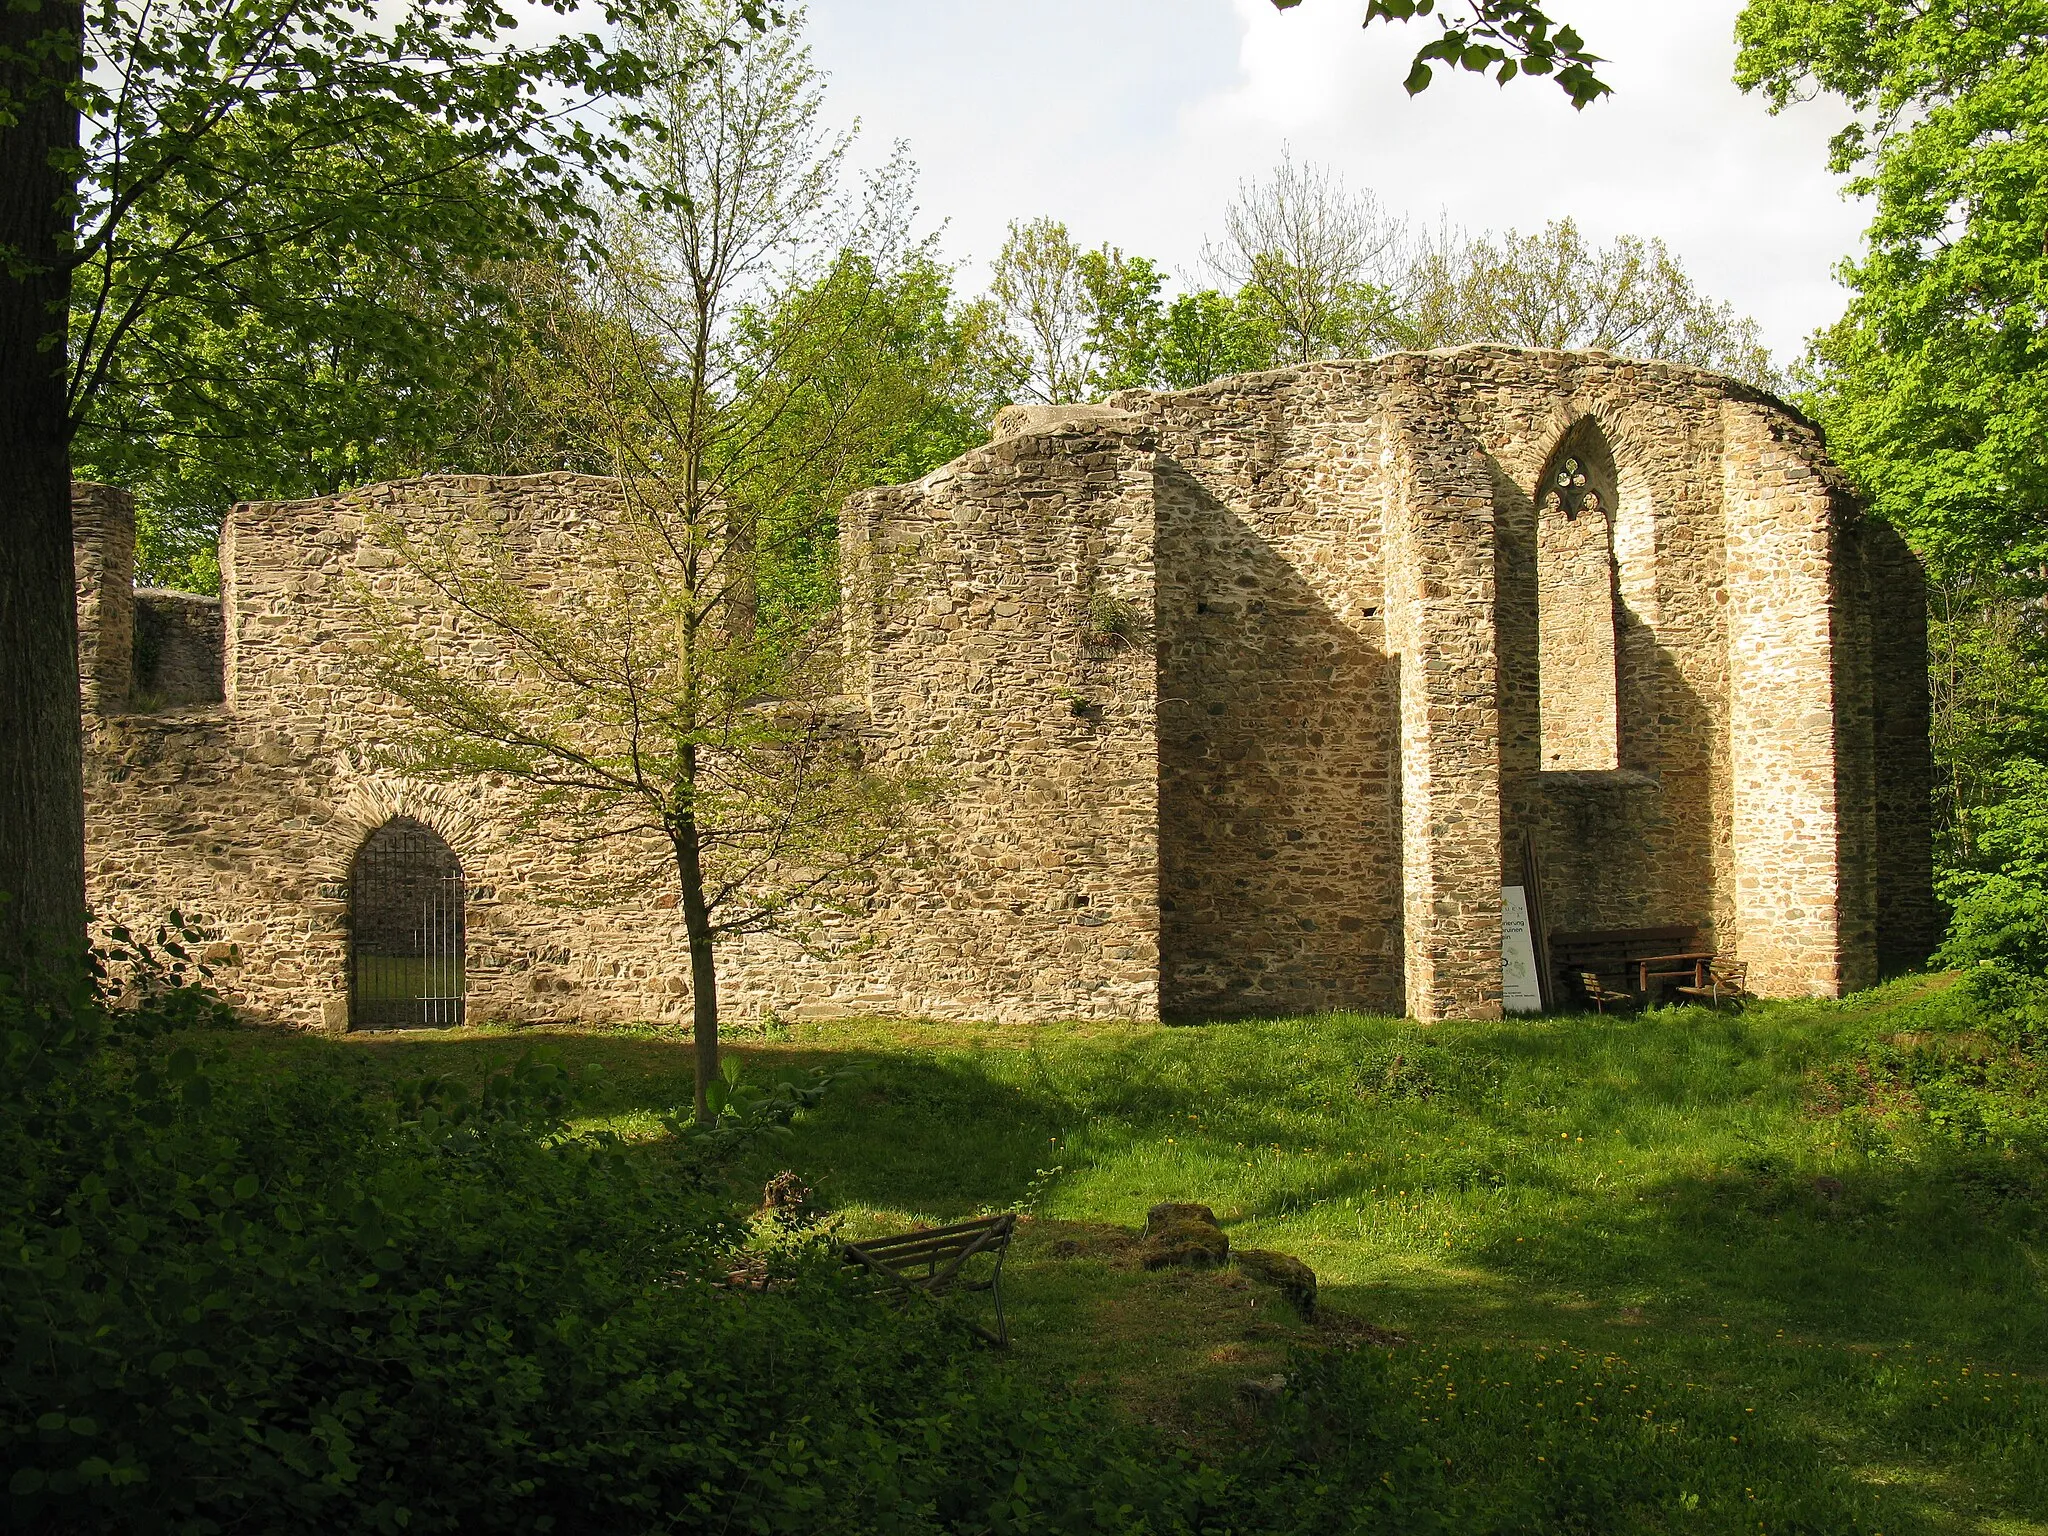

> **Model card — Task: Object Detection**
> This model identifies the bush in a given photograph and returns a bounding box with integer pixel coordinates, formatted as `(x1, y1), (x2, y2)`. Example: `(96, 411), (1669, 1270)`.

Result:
(0, 954), (1232, 1534)
(1940, 760), (2048, 1009)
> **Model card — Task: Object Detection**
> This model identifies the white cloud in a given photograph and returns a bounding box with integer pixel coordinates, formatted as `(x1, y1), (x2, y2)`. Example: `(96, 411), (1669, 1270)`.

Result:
(805, 0), (1868, 362)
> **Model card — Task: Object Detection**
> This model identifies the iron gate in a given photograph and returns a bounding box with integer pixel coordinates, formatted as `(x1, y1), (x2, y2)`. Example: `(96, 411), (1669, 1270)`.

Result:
(350, 817), (466, 1029)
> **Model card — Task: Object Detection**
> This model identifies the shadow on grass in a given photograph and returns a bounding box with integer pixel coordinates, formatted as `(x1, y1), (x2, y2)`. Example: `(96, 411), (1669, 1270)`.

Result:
(271, 1016), (2046, 1364)
(193, 1007), (2048, 1530)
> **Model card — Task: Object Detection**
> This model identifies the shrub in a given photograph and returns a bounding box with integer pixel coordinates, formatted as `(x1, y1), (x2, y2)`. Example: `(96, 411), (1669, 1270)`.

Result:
(0, 957), (1223, 1534)
(1940, 760), (2048, 1009)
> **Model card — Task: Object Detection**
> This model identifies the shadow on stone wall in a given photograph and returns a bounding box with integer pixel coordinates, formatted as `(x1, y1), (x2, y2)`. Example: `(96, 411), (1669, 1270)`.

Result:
(1154, 460), (1403, 1020)
(1490, 453), (1722, 941)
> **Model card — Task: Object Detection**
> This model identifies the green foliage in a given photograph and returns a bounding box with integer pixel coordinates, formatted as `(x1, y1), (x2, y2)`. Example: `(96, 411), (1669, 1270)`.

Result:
(46, 0), (760, 591)
(1736, 0), (2048, 575)
(1077, 248), (1168, 394)
(1159, 289), (1282, 389)
(41, 985), (2043, 1534)
(73, 136), (568, 591)
(1271, 0), (1610, 108)
(1244, 1342), (1882, 1534)
(662, 1057), (839, 1180)
(3, 965), (1221, 1533)
(1938, 760), (2048, 1012)
(728, 245), (1000, 630)
(1921, 574), (2048, 863)
(1403, 218), (1779, 387)
(987, 216), (1093, 404)
(987, 229), (1285, 399)
(1814, 983), (2048, 1154)
(1056, 161), (1768, 393)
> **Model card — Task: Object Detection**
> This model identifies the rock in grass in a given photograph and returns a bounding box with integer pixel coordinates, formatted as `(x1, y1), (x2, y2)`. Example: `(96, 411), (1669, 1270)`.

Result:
(1234, 1248), (1318, 1318)
(1146, 1201), (1218, 1231)
(1141, 1201), (1230, 1269)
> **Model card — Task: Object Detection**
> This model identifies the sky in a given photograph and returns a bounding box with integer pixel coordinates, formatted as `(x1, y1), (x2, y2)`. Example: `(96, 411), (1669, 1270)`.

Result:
(800, 0), (1871, 366)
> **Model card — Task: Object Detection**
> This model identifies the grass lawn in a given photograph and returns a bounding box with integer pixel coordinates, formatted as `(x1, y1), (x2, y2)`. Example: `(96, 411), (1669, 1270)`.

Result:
(206, 981), (2048, 1534)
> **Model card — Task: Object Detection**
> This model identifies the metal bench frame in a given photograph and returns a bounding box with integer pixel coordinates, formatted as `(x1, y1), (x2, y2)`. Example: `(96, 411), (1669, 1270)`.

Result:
(841, 1212), (1017, 1348)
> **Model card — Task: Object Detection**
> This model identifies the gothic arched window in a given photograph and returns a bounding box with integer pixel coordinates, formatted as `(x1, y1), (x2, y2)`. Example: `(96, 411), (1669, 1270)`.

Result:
(1534, 432), (1619, 771)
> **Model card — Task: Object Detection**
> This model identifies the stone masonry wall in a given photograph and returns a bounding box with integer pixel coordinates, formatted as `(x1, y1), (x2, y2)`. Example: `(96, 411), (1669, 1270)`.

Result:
(78, 347), (1928, 1029)
(1721, 401), (1874, 996)
(1380, 364), (1508, 1021)
(1858, 519), (1940, 970)
(88, 445), (1165, 1029)
(1449, 355), (1735, 949)
(133, 589), (224, 709)
(1535, 495), (1619, 772)
(835, 414), (1163, 1020)
(93, 476), (685, 1030)
(1132, 374), (1404, 1019)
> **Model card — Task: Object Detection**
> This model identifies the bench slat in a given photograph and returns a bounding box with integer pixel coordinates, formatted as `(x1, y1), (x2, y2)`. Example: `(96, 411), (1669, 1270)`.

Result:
(850, 1236), (995, 1269)
(850, 1215), (1012, 1248)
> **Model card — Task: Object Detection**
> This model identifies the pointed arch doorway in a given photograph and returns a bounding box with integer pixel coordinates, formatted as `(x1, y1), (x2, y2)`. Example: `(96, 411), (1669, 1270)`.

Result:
(349, 817), (466, 1029)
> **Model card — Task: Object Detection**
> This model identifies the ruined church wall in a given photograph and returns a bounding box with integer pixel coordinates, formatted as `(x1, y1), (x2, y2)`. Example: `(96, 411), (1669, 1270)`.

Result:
(72, 483), (135, 714)
(1124, 369), (1405, 1019)
(1121, 347), (1911, 1015)
(835, 419), (1164, 1021)
(87, 450), (1166, 1030)
(1721, 404), (1877, 996)
(77, 348), (1926, 1030)
(1377, 363), (1509, 1021)
(132, 589), (225, 708)
(90, 475), (713, 1030)
(1857, 519), (1939, 971)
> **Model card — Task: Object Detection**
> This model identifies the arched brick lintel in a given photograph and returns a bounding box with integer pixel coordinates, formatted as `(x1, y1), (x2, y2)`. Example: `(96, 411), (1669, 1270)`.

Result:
(318, 776), (495, 887)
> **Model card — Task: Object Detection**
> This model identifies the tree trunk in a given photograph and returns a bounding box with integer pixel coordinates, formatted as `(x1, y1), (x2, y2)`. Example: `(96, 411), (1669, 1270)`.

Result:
(0, 0), (88, 983)
(671, 798), (719, 1124)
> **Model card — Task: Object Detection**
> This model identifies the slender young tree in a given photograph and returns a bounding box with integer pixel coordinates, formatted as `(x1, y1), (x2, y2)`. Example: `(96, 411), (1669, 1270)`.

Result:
(987, 218), (1093, 406)
(363, 470), (916, 1124)
(366, 3), (940, 1121)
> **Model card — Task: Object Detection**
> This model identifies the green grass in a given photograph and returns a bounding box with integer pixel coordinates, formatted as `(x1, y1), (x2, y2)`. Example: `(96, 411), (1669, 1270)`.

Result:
(204, 984), (2048, 1533)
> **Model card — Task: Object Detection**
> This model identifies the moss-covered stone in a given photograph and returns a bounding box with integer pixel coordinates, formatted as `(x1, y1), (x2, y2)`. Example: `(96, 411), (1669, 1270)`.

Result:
(1141, 1201), (1229, 1269)
(1234, 1247), (1317, 1318)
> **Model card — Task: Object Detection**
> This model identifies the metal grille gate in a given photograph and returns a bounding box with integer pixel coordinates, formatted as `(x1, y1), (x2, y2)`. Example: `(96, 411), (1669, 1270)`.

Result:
(349, 817), (466, 1029)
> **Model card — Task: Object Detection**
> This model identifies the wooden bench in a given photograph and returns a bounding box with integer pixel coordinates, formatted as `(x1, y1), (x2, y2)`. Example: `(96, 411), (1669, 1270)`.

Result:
(841, 1213), (1017, 1348)
(1552, 926), (1707, 1007)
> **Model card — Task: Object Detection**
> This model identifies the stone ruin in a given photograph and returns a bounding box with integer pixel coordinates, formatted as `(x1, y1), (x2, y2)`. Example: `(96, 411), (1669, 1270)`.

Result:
(73, 347), (1938, 1029)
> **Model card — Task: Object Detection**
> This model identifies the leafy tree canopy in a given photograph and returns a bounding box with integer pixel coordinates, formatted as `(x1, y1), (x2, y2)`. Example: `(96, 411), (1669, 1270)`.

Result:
(1737, 0), (2048, 577)
(1403, 218), (1777, 388)
(1738, 2), (2048, 884)
(48, 0), (767, 587)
